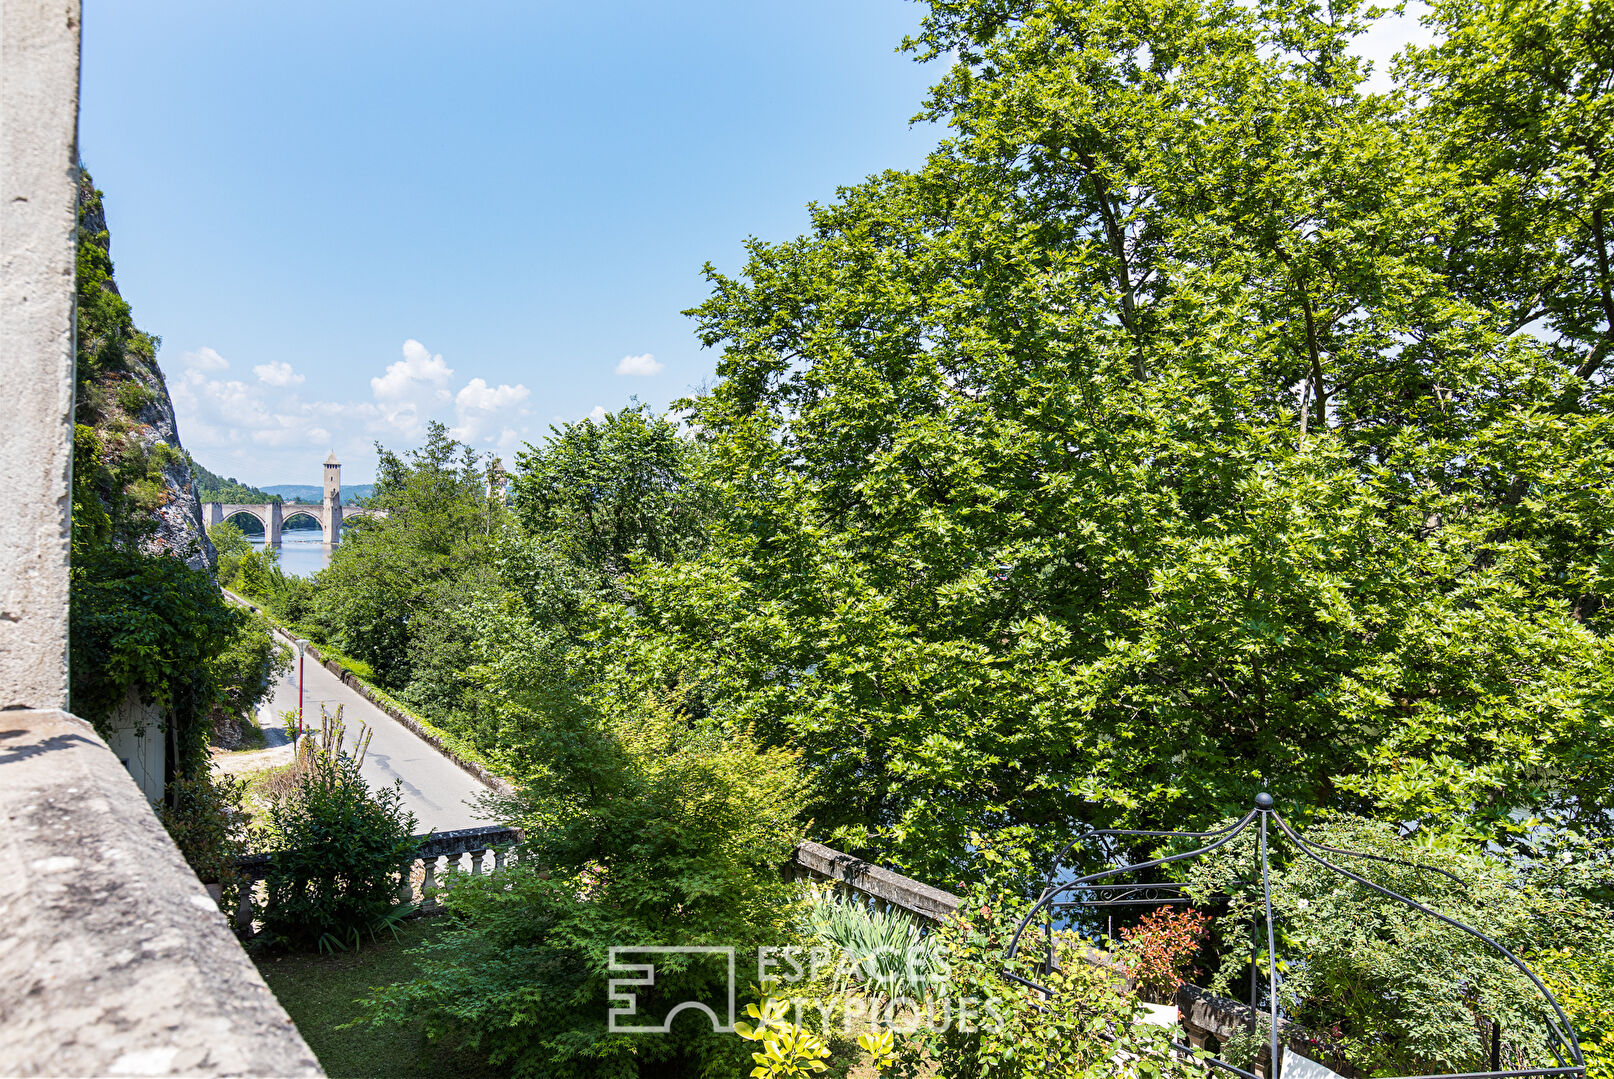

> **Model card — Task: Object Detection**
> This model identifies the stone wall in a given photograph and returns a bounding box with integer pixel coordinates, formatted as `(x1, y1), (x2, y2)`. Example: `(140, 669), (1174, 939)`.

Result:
(0, 709), (320, 1076)
(0, 0), (80, 710)
(0, 4), (325, 1071)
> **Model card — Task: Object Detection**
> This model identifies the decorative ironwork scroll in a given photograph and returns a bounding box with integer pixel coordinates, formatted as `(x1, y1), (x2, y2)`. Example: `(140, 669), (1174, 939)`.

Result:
(1000, 793), (1587, 1079)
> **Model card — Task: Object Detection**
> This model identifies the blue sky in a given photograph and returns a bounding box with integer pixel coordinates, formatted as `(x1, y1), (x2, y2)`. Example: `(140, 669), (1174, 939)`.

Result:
(81, 1), (1431, 487)
(81, 1), (945, 485)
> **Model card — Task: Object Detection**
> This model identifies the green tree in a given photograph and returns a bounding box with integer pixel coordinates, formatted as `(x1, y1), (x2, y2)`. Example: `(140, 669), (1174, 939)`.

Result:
(512, 402), (712, 591)
(591, 0), (1614, 879)
(315, 422), (502, 706)
(356, 693), (805, 1078)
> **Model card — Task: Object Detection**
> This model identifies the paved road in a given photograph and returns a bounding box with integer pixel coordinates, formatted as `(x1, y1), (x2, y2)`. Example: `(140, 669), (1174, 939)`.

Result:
(254, 628), (495, 833)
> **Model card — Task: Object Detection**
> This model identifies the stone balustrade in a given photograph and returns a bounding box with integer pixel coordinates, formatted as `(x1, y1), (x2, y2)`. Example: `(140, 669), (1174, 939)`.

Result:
(233, 825), (521, 933)
(790, 839), (964, 923)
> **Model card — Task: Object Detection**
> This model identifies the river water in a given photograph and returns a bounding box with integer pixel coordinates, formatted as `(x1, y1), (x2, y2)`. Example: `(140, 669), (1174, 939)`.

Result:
(247, 525), (330, 576)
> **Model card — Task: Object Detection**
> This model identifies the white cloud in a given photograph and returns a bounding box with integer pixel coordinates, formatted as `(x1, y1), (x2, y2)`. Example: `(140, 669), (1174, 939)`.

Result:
(455, 377), (529, 412)
(182, 346), (229, 371)
(253, 360), (305, 387)
(362, 340), (463, 440)
(588, 405), (608, 422)
(493, 427), (525, 460)
(168, 337), (547, 486)
(451, 377), (531, 442)
(371, 339), (454, 400)
(615, 352), (664, 376)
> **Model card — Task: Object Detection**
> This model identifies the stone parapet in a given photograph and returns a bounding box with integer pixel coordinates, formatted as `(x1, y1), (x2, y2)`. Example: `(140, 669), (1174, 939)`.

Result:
(0, 709), (322, 1076)
(791, 839), (963, 923)
(0, 0), (80, 710)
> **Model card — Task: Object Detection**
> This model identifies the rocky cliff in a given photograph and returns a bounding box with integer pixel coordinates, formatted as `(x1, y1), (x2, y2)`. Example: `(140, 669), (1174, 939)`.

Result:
(74, 172), (215, 573)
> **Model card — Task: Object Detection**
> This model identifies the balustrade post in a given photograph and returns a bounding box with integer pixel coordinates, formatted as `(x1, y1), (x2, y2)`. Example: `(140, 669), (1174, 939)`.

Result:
(398, 860), (415, 906)
(470, 848), (487, 876)
(235, 881), (254, 933)
(493, 847), (507, 873)
(422, 856), (440, 910)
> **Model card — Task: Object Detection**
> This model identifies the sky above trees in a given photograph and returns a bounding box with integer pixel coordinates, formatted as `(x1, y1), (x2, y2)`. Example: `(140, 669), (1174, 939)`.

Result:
(79, 0), (1429, 485)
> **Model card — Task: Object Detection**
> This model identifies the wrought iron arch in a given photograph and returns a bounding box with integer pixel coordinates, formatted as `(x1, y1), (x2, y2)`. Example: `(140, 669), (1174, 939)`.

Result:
(1000, 794), (1586, 1079)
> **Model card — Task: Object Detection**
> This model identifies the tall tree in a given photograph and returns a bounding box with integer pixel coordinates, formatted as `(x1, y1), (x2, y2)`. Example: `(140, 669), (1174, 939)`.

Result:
(512, 403), (711, 590)
(315, 421), (501, 701)
(599, 0), (1614, 877)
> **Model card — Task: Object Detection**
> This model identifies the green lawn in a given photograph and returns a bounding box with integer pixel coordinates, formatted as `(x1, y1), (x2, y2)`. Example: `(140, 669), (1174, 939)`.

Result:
(256, 919), (498, 1079)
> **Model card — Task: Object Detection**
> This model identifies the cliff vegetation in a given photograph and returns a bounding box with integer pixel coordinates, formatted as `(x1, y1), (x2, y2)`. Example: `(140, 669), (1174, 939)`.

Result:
(68, 170), (286, 840)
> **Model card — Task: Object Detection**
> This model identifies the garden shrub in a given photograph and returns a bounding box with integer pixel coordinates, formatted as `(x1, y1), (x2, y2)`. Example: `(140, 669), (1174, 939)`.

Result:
(900, 866), (1205, 1079)
(1535, 949), (1614, 1079)
(355, 700), (805, 1079)
(1188, 816), (1607, 1076)
(259, 708), (418, 951)
(159, 769), (251, 914)
(803, 883), (947, 1004)
(1115, 906), (1210, 1004)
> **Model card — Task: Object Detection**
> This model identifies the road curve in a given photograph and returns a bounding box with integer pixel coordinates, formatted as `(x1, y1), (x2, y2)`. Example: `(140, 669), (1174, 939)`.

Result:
(252, 623), (496, 834)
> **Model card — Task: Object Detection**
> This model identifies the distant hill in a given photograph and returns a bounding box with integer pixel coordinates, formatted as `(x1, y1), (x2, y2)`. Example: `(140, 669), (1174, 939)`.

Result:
(189, 457), (281, 504)
(262, 483), (375, 505)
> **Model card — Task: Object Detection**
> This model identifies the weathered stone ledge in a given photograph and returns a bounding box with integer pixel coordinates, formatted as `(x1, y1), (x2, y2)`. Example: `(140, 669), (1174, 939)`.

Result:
(0, 708), (321, 1076)
(791, 839), (964, 922)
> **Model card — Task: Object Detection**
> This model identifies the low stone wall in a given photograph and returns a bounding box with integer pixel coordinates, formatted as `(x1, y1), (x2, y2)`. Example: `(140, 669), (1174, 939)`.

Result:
(0, 709), (321, 1076)
(234, 825), (523, 934)
(791, 839), (964, 923)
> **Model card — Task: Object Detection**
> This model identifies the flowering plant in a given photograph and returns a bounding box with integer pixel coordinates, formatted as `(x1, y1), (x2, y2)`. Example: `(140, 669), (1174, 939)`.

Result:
(1117, 905), (1210, 1003)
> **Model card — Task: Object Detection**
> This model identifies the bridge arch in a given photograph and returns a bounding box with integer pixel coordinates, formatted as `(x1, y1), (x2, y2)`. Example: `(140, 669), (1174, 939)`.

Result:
(221, 508), (271, 535)
(280, 509), (326, 541)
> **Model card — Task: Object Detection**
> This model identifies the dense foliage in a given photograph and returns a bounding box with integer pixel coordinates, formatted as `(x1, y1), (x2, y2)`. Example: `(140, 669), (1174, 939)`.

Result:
(1184, 817), (1614, 1074)
(308, 422), (504, 710)
(904, 870), (1205, 1079)
(259, 709), (419, 952)
(596, 0), (1614, 878)
(511, 402), (712, 591)
(356, 705), (804, 1078)
(1538, 948), (1614, 1079)
(214, 0), (1614, 1071)
(188, 455), (282, 504)
(158, 769), (251, 904)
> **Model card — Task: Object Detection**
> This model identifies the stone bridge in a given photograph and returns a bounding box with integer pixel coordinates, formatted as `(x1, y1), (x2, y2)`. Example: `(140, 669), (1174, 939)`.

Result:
(203, 452), (383, 546)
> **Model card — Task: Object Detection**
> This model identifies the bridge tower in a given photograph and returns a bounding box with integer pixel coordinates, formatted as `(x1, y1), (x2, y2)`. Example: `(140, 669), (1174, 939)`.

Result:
(323, 451), (343, 545)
